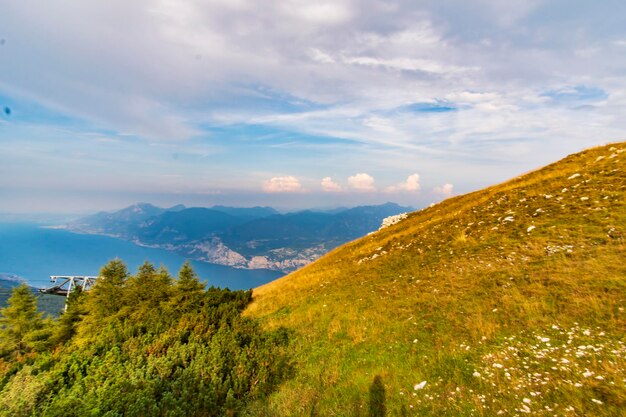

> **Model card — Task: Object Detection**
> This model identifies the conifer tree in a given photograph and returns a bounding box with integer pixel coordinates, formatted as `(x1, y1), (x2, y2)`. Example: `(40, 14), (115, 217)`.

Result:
(0, 284), (44, 358)
(169, 261), (205, 312)
(52, 287), (86, 346)
(90, 258), (129, 316)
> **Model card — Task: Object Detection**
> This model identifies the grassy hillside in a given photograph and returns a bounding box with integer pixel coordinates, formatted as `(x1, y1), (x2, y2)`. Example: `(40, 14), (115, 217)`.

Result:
(245, 143), (626, 416)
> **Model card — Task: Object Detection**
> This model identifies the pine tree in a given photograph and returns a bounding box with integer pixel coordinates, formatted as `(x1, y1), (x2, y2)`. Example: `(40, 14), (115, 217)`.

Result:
(52, 287), (86, 346)
(170, 262), (205, 312)
(89, 258), (129, 316)
(0, 284), (44, 359)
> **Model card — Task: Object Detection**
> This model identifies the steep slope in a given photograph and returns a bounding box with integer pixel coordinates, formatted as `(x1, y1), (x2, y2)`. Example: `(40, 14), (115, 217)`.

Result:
(245, 143), (626, 416)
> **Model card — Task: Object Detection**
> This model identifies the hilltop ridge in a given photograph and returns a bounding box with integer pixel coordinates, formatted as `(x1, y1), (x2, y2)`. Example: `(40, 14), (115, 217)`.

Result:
(246, 143), (626, 416)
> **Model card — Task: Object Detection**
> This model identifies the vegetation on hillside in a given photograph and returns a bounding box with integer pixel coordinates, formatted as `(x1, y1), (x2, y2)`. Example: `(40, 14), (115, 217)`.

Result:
(246, 143), (626, 416)
(0, 260), (290, 416)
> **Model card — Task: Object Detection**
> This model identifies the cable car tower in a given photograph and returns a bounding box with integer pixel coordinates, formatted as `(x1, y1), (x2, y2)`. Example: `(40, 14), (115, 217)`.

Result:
(39, 276), (99, 310)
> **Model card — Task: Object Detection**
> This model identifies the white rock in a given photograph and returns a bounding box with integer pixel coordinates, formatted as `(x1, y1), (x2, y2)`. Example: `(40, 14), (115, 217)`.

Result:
(379, 213), (409, 230)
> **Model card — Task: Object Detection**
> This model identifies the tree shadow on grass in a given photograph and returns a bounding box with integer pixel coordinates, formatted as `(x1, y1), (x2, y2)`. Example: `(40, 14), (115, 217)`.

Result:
(368, 375), (386, 417)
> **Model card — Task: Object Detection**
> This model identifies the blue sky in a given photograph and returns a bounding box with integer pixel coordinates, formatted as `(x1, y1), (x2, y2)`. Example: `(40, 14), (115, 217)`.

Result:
(1, 0), (625, 214)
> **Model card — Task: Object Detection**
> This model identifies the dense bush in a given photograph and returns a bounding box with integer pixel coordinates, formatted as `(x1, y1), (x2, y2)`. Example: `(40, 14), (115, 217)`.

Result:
(0, 260), (290, 416)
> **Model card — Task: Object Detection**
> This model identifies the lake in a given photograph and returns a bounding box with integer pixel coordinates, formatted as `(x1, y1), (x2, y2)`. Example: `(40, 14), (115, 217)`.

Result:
(0, 223), (283, 290)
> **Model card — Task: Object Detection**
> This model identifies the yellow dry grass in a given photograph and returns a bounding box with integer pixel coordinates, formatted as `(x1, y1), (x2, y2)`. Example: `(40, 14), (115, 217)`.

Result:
(244, 142), (626, 416)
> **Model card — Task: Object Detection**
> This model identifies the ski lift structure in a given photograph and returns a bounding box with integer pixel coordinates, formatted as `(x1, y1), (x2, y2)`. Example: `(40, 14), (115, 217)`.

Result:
(39, 275), (99, 310)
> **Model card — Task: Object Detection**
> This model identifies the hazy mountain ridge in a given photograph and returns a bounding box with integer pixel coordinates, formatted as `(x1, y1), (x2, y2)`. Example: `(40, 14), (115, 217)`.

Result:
(245, 143), (626, 415)
(66, 202), (412, 272)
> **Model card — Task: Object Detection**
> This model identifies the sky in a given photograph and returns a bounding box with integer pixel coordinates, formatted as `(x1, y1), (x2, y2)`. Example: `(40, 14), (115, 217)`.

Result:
(1, 0), (625, 215)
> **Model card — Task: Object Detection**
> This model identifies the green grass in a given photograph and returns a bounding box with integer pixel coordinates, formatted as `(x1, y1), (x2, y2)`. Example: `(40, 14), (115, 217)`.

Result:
(244, 143), (626, 416)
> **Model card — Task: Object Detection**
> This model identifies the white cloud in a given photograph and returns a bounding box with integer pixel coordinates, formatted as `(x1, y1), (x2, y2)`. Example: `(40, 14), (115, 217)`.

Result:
(343, 56), (472, 75)
(263, 176), (302, 193)
(348, 173), (375, 191)
(321, 176), (342, 192)
(280, 1), (353, 25)
(309, 48), (336, 64)
(433, 183), (454, 198)
(387, 173), (421, 192)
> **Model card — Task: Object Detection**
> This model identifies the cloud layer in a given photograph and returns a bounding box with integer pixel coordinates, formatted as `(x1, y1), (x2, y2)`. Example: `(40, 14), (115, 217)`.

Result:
(1, 1), (625, 212)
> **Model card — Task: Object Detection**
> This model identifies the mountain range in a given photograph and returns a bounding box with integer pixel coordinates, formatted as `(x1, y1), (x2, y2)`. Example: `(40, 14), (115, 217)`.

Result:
(65, 202), (412, 272)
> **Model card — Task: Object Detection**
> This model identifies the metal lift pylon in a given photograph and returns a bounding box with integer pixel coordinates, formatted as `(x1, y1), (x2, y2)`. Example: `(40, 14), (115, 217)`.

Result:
(39, 276), (99, 311)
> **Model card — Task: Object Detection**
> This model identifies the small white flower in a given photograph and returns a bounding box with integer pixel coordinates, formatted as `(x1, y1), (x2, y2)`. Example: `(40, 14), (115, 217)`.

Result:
(414, 381), (427, 390)
(568, 173), (581, 180)
(523, 398), (531, 404)
(526, 225), (535, 232)
(591, 399), (603, 405)
(473, 371), (481, 378)
(493, 363), (504, 368)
